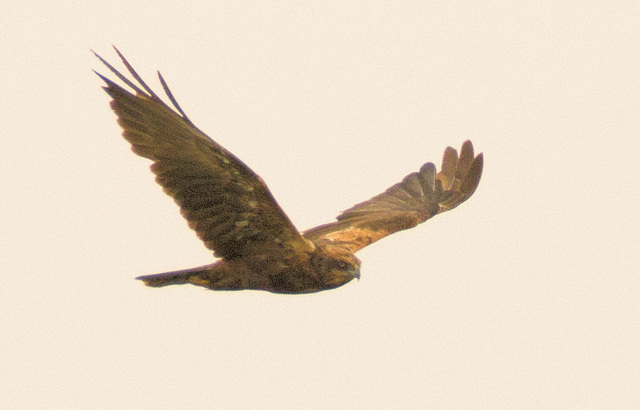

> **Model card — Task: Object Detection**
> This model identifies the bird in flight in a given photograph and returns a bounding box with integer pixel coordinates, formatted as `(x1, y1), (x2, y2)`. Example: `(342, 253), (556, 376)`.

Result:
(94, 47), (483, 294)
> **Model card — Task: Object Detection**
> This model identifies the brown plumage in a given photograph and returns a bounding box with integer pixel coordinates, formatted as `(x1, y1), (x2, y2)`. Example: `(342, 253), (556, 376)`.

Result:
(94, 47), (483, 294)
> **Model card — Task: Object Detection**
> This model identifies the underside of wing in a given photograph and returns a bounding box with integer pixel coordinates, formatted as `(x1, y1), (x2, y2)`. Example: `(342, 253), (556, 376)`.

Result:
(303, 141), (483, 253)
(94, 48), (313, 260)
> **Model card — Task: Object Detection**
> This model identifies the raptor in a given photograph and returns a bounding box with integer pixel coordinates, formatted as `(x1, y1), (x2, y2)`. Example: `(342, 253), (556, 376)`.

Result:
(94, 48), (483, 294)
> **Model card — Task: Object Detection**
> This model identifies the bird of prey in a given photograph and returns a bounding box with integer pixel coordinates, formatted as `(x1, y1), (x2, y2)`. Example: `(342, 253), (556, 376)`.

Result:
(94, 47), (483, 294)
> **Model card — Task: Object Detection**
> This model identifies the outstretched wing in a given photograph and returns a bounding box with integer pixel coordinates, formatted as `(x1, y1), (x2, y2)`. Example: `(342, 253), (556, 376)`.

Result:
(303, 141), (483, 253)
(95, 47), (313, 260)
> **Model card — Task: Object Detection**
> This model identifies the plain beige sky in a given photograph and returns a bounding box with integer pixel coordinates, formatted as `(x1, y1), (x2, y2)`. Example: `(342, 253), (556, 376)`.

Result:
(2, 1), (639, 409)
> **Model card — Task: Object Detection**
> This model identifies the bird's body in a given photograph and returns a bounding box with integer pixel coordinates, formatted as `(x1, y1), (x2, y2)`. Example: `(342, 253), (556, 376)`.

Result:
(95, 48), (483, 294)
(140, 242), (360, 294)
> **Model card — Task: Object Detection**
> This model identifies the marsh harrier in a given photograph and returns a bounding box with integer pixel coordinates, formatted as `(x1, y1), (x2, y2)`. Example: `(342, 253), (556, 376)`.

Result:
(94, 48), (483, 294)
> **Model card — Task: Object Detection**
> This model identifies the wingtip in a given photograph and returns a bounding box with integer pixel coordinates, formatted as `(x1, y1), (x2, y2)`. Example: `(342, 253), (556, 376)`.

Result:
(460, 140), (474, 159)
(459, 153), (484, 196)
(92, 49), (109, 69)
(472, 151), (484, 174)
(92, 69), (108, 82)
(111, 44), (123, 57)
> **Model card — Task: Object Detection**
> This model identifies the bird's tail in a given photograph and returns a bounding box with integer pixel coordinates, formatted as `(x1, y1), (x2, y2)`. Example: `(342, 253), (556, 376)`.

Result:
(136, 264), (213, 288)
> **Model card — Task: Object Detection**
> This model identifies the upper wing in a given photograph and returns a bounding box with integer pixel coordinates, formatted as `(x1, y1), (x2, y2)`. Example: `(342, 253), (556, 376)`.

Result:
(94, 47), (313, 260)
(303, 141), (483, 253)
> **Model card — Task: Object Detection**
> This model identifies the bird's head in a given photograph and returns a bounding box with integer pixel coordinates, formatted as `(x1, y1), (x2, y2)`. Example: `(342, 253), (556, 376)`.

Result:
(314, 245), (361, 290)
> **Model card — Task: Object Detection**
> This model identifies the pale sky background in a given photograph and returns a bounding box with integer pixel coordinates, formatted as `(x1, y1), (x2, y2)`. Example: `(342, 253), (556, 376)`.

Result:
(2, 2), (639, 409)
